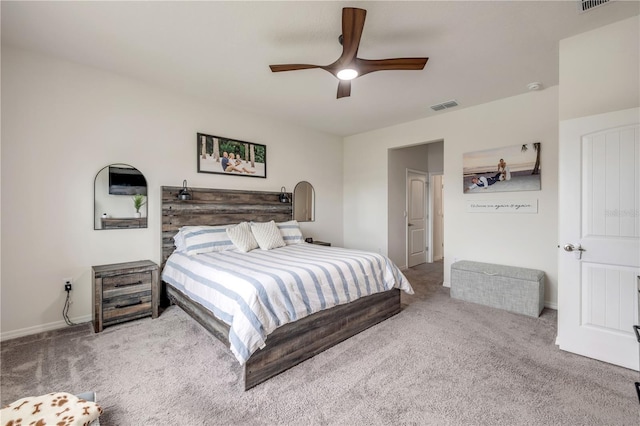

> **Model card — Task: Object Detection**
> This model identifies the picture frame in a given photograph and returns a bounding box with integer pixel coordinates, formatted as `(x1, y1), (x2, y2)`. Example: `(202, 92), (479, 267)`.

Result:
(463, 142), (541, 193)
(197, 133), (266, 178)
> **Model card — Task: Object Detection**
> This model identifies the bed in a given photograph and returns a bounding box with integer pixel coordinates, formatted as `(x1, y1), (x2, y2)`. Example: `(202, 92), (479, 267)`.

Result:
(160, 186), (413, 390)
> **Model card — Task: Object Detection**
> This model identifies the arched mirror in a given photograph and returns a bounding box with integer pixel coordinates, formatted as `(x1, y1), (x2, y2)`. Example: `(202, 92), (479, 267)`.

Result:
(293, 181), (315, 222)
(94, 164), (148, 230)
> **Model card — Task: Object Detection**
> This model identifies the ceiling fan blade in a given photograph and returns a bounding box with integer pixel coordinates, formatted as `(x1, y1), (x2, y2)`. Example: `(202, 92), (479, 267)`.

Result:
(355, 57), (428, 77)
(337, 80), (351, 99)
(269, 64), (322, 73)
(338, 8), (366, 65)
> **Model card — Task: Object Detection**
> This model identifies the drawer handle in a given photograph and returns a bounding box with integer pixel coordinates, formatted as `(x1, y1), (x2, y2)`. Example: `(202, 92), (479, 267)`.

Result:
(115, 301), (143, 309)
(482, 272), (498, 276)
(115, 281), (143, 288)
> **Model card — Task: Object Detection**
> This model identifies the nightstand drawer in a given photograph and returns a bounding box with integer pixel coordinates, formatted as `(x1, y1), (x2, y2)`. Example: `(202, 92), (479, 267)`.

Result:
(103, 271), (151, 292)
(103, 289), (151, 309)
(103, 294), (152, 324)
(102, 272), (151, 303)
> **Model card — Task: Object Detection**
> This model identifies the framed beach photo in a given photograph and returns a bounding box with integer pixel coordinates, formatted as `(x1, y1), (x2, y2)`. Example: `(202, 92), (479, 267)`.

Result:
(197, 133), (266, 178)
(463, 143), (541, 193)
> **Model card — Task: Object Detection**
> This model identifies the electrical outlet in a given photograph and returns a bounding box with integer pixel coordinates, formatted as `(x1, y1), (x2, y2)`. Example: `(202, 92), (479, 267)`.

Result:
(63, 278), (72, 292)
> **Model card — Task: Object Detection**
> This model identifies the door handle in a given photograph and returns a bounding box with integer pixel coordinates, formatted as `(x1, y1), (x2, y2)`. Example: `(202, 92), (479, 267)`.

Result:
(563, 243), (585, 252)
(563, 243), (585, 259)
(408, 223), (414, 226)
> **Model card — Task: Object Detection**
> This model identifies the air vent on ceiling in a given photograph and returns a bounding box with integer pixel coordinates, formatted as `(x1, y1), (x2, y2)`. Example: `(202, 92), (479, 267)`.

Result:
(578, 0), (611, 13)
(430, 100), (459, 112)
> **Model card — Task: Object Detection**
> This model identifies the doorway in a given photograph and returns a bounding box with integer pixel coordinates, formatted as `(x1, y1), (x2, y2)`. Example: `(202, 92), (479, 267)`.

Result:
(388, 141), (443, 271)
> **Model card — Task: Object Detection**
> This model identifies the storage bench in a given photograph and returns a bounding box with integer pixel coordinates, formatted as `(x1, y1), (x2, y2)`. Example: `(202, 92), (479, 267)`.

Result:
(451, 260), (545, 317)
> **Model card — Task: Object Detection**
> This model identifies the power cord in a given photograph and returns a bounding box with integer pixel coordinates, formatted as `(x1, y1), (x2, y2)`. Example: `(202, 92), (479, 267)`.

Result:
(63, 288), (76, 326)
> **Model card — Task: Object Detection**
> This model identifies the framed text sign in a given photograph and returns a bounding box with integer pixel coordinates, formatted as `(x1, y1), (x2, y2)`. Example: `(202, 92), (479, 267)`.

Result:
(466, 199), (538, 213)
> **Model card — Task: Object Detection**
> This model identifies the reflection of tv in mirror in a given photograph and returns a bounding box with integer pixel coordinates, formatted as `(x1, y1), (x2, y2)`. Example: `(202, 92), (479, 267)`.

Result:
(108, 166), (147, 195)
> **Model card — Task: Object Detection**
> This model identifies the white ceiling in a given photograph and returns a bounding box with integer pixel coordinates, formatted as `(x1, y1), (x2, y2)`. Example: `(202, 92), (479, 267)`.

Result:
(2, 1), (638, 136)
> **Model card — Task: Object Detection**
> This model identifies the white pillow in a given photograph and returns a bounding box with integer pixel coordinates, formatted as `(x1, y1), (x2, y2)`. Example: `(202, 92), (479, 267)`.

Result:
(226, 222), (258, 253)
(277, 220), (304, 245)
(178, 225), (236, 255)
(251, 221), (286, 250)
(173, 231), (186, 252)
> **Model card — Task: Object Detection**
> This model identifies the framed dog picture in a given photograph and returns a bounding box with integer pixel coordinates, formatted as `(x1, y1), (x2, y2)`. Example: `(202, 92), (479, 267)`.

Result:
(197, 133), (266, 178)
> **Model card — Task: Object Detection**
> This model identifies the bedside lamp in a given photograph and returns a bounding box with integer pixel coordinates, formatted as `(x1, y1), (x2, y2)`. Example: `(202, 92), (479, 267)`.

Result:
(279, 186), (290, 203)
(177, 180), (192, 201)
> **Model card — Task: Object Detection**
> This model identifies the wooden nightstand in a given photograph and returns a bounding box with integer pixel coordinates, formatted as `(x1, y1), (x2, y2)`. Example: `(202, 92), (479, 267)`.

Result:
(92, 260), (159, 332)
(311, 241), (331, 247)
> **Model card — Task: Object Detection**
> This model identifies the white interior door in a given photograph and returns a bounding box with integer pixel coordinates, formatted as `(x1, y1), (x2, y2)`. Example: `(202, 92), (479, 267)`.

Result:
(432, 174), (444, 261)
(407, 170), (427, 267)
(558, 108), (639, 371)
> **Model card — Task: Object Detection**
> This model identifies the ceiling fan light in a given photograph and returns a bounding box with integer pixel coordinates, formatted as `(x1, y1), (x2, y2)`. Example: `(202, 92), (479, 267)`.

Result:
(337, 68), (358, 80)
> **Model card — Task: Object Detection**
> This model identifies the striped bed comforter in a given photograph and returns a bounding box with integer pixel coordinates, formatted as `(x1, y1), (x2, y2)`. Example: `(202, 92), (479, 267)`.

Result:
(161, 243), (414, 365)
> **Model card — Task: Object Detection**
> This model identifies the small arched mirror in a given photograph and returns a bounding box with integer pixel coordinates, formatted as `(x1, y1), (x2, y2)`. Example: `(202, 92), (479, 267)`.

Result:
(94, 164), (148, 230)
(293, 181), (315, 222)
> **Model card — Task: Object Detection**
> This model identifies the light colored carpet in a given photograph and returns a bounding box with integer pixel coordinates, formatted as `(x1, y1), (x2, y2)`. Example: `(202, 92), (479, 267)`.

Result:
(2, 262), (639, 425)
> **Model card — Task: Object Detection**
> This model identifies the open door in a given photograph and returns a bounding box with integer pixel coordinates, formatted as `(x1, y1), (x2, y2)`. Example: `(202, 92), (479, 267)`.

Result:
(558, 108), (639, 371)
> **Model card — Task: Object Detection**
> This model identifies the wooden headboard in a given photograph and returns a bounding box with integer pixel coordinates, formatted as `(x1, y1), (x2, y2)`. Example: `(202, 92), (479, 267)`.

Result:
(160, 186), (292, 268)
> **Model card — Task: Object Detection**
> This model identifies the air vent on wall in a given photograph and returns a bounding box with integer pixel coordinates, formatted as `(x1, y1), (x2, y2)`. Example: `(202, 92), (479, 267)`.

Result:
(579, 0), (611, 13)
(430, 99), (459, 112)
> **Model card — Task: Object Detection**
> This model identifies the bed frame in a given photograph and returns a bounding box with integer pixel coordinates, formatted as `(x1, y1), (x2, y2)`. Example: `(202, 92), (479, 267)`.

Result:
(161, 186), (401, 390)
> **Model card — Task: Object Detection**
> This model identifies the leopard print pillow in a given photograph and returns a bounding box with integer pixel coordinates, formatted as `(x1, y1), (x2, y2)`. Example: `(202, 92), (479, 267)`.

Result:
(1, 392), (102, 426)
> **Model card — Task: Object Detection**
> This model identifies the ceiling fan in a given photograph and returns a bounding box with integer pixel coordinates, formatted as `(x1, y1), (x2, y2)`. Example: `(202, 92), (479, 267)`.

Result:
(269, 7), (429, 99)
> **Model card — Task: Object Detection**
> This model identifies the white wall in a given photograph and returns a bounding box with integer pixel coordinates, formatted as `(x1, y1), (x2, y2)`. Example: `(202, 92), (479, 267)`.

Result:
(1, 47), (343, 338)
(427, 142), (444, 174)
(344, 87), (559, 307)
(559, 16), (640, 120)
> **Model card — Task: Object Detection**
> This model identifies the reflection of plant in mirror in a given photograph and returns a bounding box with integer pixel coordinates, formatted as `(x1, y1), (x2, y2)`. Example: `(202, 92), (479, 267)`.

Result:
(132, 194), (146, 213)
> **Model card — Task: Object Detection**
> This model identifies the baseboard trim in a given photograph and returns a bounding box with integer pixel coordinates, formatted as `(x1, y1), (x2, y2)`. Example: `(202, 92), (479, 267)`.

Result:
(0, 315), (92, 342)
(442, 281), (451, 288)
